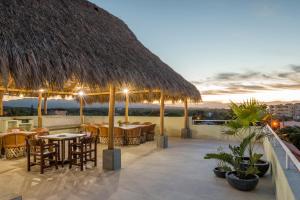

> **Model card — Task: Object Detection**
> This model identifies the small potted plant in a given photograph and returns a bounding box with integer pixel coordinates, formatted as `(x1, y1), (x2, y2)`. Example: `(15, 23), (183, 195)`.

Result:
(213, 147), (232, 178)
(205, 133), (260, 191)
(117, 120), (123, 127)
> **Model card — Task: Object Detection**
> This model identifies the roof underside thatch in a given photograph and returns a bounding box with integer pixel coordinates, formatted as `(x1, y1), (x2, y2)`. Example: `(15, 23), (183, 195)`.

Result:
(0, 0), (201, 102)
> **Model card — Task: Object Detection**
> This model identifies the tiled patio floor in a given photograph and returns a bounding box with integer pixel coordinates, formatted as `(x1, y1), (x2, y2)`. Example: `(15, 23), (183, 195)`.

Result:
(0, 138), (275, 200)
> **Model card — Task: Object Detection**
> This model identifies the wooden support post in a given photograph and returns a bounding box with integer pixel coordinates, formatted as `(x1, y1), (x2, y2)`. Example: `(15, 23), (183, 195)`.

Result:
(38, 92), (42, 128)
(181, 97), (192, 138)
(0, 92), (3, 116)
(125, 92), (129, 123)
(80, 96), (84, 124)
(108, 85), (116, 150)
(103, 85), (121, 170)
(157, 91), (168, 148)
(43, 95), (47, 115)
(160, 91), (165, 136)
(184, 98), (189, 129)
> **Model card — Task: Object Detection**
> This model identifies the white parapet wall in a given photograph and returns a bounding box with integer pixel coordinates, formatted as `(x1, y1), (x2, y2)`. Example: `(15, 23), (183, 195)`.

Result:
(264, 138), (300, 200)
(0, 116), (239, 141)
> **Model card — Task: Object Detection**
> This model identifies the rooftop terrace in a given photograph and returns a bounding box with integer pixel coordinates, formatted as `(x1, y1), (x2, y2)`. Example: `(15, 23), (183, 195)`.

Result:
(0, 138), (274, 200)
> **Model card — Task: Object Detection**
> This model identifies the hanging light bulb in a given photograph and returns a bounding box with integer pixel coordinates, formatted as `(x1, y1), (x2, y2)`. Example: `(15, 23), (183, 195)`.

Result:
(123, 88), (129, 94)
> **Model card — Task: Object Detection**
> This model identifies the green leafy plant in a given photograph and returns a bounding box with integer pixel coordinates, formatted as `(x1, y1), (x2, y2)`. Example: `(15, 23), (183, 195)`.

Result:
(225, 99), (271, 159)
(205, 132), (262, 179)
(215, 147), (232, 172)
(117, 120), (122, 126)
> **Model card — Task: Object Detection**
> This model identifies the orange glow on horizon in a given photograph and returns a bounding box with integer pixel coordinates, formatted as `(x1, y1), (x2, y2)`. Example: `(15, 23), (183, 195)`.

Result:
(202, 89), (300, 103)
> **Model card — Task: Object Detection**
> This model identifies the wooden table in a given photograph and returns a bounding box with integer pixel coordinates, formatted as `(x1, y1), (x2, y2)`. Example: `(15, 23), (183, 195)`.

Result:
(39, 133), (86, 167)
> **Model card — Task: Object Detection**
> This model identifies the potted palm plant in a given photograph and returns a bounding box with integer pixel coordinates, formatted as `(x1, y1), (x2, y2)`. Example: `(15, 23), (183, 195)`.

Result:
(225, 99), (271, 177)
(205, 133), (261, 191)
(213, 147), (232, 178)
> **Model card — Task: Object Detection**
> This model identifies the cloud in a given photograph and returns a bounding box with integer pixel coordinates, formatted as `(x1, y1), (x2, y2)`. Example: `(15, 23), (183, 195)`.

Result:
(192, 64), (300, 95)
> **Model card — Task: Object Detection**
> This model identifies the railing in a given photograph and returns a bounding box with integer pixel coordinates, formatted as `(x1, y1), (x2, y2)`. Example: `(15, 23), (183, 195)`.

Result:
(264, 125), (300, 171)
(192, 120), (228, 125)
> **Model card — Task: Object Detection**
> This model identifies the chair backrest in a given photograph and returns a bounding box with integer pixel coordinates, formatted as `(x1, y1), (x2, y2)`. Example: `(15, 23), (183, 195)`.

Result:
(114, 127), (124, 137)
(27, 138), (44, 147)
(3, 133), (26, 148)
(87, 125), (98, 135)
(82, 134), (98, 144)
(99, 126), (109, 137)
(149, 124), (156, 132)
(143, 122), (152, 125)
(127, 127), (141, 137)
(31, 128), (49, 136)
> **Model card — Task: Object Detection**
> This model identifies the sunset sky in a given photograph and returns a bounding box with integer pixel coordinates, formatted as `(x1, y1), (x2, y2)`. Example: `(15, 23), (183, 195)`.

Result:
(92, 0), (300, 104)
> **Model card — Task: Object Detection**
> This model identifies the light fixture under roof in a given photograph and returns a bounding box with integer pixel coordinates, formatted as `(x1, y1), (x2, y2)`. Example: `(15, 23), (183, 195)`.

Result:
(123, 88), (129, 94)
(78, 91), (85, 96)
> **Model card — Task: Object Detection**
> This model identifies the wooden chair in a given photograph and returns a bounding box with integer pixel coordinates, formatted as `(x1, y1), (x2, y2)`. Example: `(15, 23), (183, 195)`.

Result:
(31, 128), (50, 136)
(126, 128), (141, 145)
(87, 125), (100, 142)
(143, 122), (152, 125)
(99, 126), (109, 144)
(146, 124), (156, 141)
(69, 134), (98, 171)
(27, 138), (59, 174)
(3, 133), (27, 159)
(114, 127), (125, 146)
(140, 126), (148, 143)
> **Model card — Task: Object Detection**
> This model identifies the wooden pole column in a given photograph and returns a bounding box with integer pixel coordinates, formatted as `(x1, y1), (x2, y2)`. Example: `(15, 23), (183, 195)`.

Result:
(160, 91), (165, 136)
(184, 98), (189, 129)
(108, 85), (116, 150)
(80, 96), (84, 124)
(37, 92), (43, 128)
(103, 85), (120, 171)
(43, 95), (48, 115)
(157, 91), (168, 148)
(125, 92), (129, 123)
(0, 92), (3, 116)
(181, 97), (192, 138)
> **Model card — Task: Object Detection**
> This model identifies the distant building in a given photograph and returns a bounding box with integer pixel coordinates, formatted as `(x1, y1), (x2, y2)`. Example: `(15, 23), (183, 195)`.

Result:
(268, 103), (300, 120)
(294, 103), (300, 120)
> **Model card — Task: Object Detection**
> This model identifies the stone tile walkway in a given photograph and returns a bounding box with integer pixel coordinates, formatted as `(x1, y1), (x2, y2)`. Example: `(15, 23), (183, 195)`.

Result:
(0, 138), (275, 200)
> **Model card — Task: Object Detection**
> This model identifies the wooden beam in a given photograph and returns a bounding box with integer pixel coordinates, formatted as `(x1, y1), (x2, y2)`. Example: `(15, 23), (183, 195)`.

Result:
(80, 96), (84, 124)
(160, 91), (165, 136)
(125, 92), (129, 123)
(37, 92), (42, 128)
(43, 95), (48, 115)
(184, 98), (189, 129)
(0, 92), (3, 116)
(108, 85), (116, 150)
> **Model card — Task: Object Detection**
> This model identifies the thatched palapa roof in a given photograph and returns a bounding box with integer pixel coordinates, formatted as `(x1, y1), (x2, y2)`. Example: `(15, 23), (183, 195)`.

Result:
(0, 0), (201, 102)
